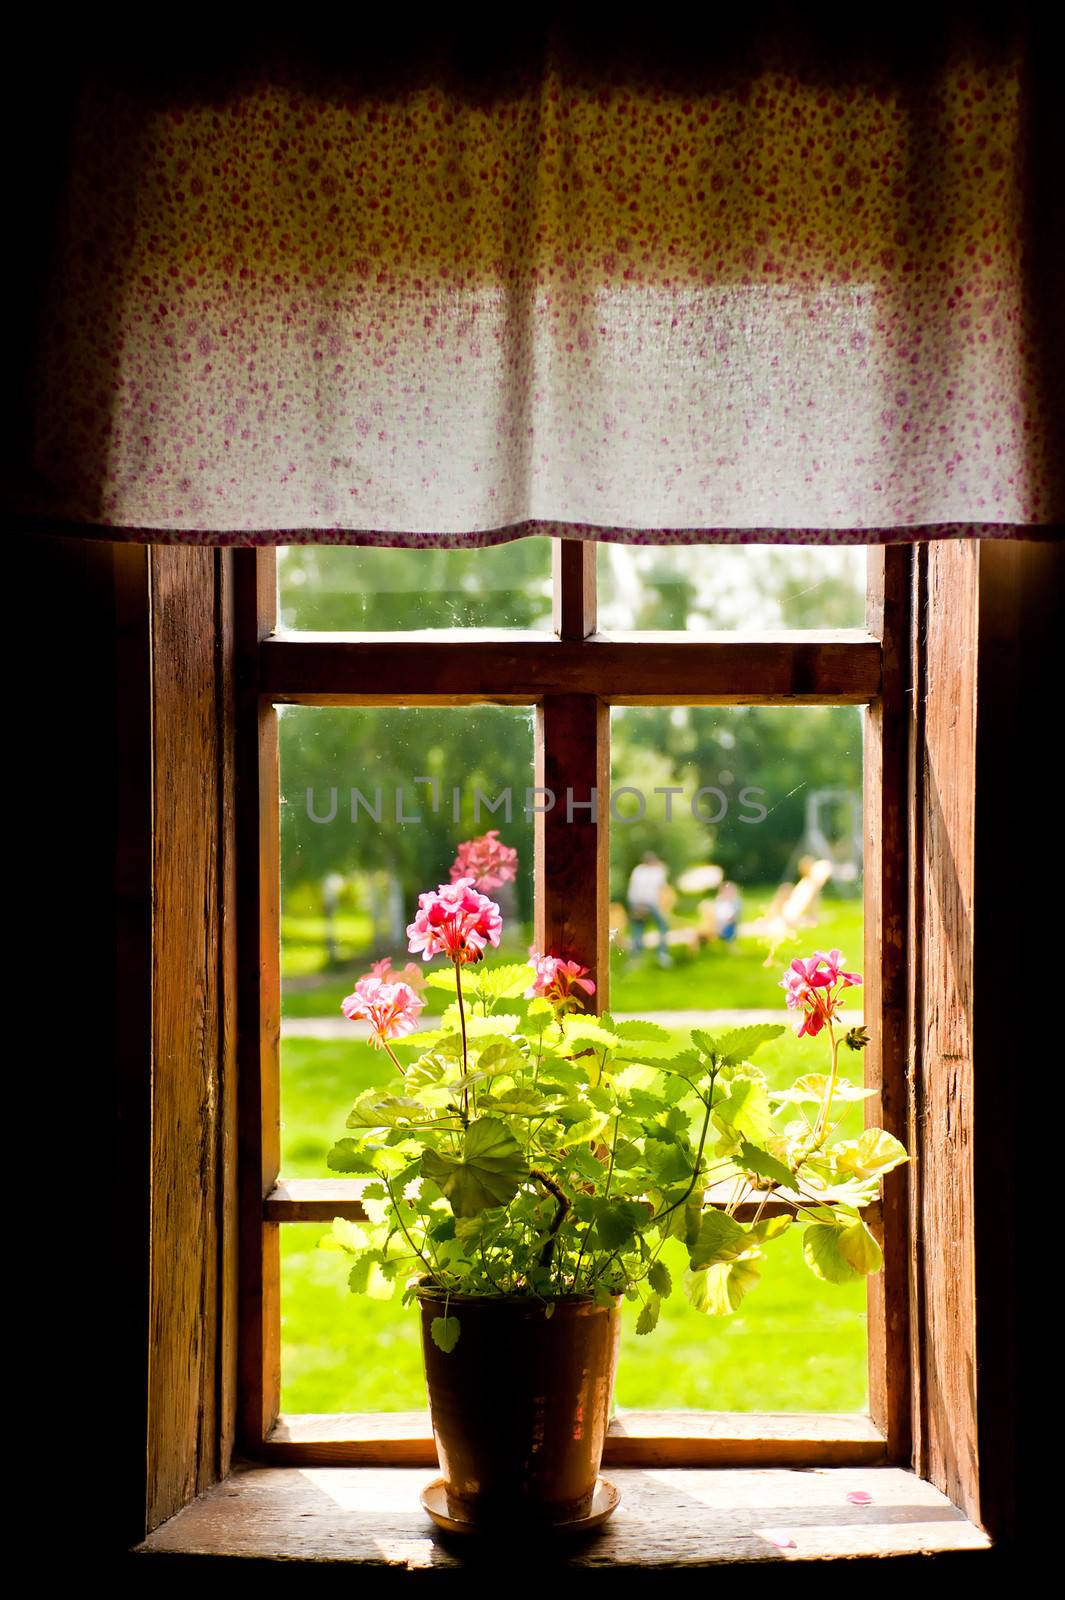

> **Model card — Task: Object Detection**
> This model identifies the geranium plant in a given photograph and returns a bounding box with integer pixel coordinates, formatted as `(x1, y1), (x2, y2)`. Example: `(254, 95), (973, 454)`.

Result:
(324, 867), (907, 1354)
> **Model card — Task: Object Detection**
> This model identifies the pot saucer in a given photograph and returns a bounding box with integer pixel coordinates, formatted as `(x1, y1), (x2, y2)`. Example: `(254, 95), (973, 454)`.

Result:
(420, 1476), (620, 1537)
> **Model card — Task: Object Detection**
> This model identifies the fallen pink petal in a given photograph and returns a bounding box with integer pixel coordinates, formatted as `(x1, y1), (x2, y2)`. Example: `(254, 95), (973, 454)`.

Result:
(846, 1491), (874, 1506)
(764, 1530), (797, 1549)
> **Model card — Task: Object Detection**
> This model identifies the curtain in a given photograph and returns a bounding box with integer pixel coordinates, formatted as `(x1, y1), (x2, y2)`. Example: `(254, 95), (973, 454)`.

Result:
(9, 23), (1062, 545)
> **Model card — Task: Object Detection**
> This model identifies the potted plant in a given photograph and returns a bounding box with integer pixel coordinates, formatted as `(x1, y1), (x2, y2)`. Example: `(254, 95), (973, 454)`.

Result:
(323, 866), (907, 1531)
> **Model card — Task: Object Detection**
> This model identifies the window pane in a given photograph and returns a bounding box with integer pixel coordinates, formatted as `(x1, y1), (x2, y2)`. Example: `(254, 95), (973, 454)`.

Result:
(277, 539), (553, 631)
(279, 704), (535, 1411)
(597, 544), (867, 631)
(279, 699), (535, 1094)
(608, 704), (867, 1411)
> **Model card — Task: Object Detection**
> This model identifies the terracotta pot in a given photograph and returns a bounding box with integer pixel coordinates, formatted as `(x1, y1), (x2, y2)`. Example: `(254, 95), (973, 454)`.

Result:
(418, 1292), (620, 1527)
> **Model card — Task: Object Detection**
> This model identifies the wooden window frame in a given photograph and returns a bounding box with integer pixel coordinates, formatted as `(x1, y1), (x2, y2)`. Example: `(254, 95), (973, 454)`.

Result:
(235, 539), (911, 1471)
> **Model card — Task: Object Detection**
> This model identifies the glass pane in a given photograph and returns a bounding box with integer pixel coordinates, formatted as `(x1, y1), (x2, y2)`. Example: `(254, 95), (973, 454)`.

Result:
(277, 539), (553, 631)
(597, 544), (867, 631)
(282, 1225), (427, 1412)
(609, 704), (867, 1411)
(279, 703), (536, 1410)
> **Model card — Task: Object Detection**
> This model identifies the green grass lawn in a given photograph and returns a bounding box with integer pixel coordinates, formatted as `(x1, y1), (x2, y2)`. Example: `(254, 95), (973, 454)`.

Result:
(280, 889), (864, 1019)
(279, 911), (870, 1414)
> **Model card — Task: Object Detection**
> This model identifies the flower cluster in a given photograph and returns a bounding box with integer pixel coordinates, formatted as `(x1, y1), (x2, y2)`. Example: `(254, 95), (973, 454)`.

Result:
(366, 955), (426, 993)
(449, 830), (518, 894)
(525, 951), (596, 1011)
(341, 974), (425, 1047)
(780, 948), (862, 1039)
(407, 877), (503, 965)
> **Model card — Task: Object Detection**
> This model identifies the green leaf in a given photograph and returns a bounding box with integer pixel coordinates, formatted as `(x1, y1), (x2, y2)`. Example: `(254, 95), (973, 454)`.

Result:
(424, 968), (459, 992)
(556, 1104), (610, 1144)
(325, 1216), (368, 1254)
(738, 1141), (794, 1190)
(688, 1208), (748, 1269)
(771, 1074), (875, 1107)
(803, 1223), (862, 1284)
(475, 1040), (527, 1074)
(713, 1076), (775, 1142)
(836, 1216), (884, 1275)
(614, 1019), (672, 1042)
(690, 1029), (721, 1058)
(439, 1006), (521, 1038)
(644, 1138), (696, 1186)
(346, 1093), (430, 1129)
(419, 1117), (529, 1217)
(713, 1023), (786, 1063)
(430, 1315), (461, 1353)
(747, 1214), (793, 1246)
(594, 1199), (650, 1252)
(559, 1016), (619, 1052)
(832, 1128), (909, 1181)
(648, 1259), (673, 1298)
(636, 1294), (661, 1335)
(688, 1257), (761, 1315)
(326, 1138), (375, 1174)
(477, 962), (537, 1001)
(483, 1087), (558, 1117)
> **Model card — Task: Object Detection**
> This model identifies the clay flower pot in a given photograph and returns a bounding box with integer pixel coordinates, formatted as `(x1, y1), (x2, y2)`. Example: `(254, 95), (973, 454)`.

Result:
(418, 1292), (621, 1527)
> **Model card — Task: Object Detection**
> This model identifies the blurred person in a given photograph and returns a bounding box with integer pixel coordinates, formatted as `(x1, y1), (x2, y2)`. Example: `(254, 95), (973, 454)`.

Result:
(627, 851), (673, 967)
(714, 880), (743, 943)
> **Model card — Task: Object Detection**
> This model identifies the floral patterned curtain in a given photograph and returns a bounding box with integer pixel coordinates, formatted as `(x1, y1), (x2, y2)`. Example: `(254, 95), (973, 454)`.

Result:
(11, 24), (1062, 545)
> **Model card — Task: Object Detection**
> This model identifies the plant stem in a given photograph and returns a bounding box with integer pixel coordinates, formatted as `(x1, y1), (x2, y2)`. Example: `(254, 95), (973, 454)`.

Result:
(647, 1075), (717, 1231)
(381, 1039), (407, 1078)
(813, 1021), (841, 1145)
(529, 1167), (571, 1269)
(585, 1078), (721, 1292)
(454, 957), (470, 1125)
(573, 1117), (619, 1285)
(383, 1175), (437, 1282)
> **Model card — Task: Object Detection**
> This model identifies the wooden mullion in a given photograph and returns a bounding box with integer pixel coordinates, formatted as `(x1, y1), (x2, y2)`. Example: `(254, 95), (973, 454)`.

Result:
(260, 633), (881, 706)
(215, 548), (239, 1480)
(906, 543), (929, 1483)
(265, 1176), (853, 1225)
(236, 548), (282, 1451)
(864, 545), (912, 1464)
(553, 537), (597, 639)
(535, 694), (610, 1010)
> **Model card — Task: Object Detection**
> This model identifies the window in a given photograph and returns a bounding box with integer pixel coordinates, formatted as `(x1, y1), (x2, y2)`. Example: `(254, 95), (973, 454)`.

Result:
(237, 539), (909, 1467)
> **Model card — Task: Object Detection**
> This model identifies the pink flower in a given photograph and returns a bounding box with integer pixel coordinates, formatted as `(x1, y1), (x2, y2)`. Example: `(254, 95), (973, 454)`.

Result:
(526, 949), (597, 1009)
(449, 830), (519, 893)
(814, 949), (862, 988)
(341, 975), (425, 1047)
(407, 877), (503, 965)
(780, 951), (862, 1039)
(367, 955), (426, 993)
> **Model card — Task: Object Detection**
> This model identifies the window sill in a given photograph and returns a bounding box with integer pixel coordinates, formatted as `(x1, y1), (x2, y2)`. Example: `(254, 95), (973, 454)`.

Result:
(262, 1410), (887, 1468)
(136, 1465), (989, 1568)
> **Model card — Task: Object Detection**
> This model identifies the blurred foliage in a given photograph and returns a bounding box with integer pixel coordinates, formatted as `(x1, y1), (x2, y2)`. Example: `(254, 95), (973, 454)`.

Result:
(277, 542), (866, 959)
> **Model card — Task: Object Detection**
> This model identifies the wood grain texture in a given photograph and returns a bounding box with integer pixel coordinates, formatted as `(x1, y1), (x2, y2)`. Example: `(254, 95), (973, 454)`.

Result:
(917, 541), (979, 1525)
(146, 547), (226, 1529)
(136, 1464), (987, 1566)
(553, 537), (597, 639)
(235, 549), (282, 1454)
(534, 693), (611, 1008)
(261, 633), (881, 706)
(863, 546), (911, 1462)
(262, 1410), (886, 1469)
(216, 550), (239, 1480)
